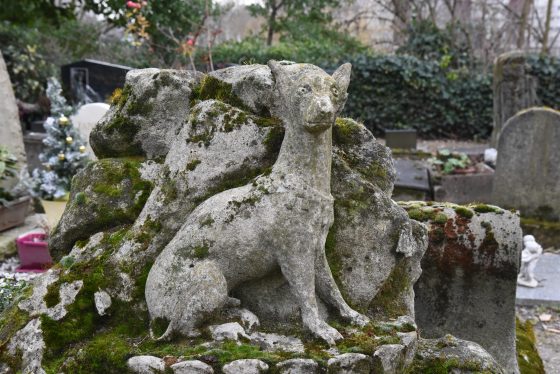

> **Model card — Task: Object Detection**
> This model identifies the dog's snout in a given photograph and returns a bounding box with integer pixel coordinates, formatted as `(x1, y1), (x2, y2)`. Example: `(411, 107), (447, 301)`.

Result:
(317, 97), (333, 114)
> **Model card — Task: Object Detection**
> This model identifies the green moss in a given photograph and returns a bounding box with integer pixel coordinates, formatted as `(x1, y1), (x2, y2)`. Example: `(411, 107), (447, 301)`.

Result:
(516, 318), (545, 374)
(333, 117), (362, 145)
(200, 216), (215, 227)
(358, 160), (391, 192)
(407, 208), (425, 221)
(368, 259), (410, 318)
(193, 166), (273, 206)
(263, 124), (285, 158)
(325, 224), (341, 285)
(44, 283), (61, 308)
(60, 255), (75, 269)
(453, 206), (474, 219)
(472, 204), (501, 214)
(74, 192), (86, 206)
(192, 242), (210, 259)
(151, 317), (170, 338)
(84, 158), (153, 231)
(434, 212), (448, 224)
(336, 323), (380, 355)
(161, 179), (178, 204)
(126, 98), (154, 117)
(55, 331), (130, 373)
(405, 357), (485, 374)
(191, 75), (249, 110)
(186, 159), (201, 171)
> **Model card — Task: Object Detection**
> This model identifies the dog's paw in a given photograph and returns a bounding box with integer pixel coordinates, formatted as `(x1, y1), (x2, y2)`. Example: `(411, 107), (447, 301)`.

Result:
(345, 310), (370, 327)
(313, 321), (343, 346)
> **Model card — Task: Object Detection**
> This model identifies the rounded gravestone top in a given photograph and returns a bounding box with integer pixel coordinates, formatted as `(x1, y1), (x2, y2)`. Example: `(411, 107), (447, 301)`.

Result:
(493, 107), (560, 220)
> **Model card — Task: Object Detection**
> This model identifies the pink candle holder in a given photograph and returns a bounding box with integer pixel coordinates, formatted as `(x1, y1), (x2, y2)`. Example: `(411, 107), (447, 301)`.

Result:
(15, 232), (52, 273)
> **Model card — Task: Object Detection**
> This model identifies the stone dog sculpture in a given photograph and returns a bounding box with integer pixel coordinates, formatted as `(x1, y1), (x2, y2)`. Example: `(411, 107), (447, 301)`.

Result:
(145, 61), (369, 345)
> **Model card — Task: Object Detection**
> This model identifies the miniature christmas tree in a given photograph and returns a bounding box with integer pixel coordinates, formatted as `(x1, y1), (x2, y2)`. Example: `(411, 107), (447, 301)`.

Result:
(31, 78), (89, 200)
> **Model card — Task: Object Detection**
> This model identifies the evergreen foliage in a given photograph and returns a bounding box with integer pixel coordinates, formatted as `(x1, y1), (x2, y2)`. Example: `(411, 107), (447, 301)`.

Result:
(31, 78), (89, 200)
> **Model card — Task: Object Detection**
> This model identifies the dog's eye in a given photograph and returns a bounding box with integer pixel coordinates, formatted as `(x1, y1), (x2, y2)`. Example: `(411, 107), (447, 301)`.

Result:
(332, 87), (339, 97)
(298, 85), (311, 95)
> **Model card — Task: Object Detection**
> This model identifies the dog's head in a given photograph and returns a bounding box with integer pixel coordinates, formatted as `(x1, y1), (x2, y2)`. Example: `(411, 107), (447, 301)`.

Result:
(268, 61), (351, 134)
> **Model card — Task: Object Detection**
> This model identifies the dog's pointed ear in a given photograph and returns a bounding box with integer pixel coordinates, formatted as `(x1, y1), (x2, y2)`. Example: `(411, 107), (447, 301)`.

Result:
(332, 63), (351, 93)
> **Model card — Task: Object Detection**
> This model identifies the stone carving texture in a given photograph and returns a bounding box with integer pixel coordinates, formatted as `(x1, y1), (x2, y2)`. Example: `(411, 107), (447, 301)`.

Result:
(410, 202), (521, 374)
(490, 51), (539, 147)
(492, 108), (560, 220)
(145, 62), (369, 344)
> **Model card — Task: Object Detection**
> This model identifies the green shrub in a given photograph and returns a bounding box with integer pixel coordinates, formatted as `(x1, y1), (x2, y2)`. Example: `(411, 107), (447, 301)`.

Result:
(527, 54), (560, 111)
(212, 32), (368, 67)
(339, 54), (493, 139)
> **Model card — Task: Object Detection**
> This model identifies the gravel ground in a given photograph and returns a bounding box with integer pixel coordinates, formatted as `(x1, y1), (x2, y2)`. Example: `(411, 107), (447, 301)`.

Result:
(517, 305), (560, 373)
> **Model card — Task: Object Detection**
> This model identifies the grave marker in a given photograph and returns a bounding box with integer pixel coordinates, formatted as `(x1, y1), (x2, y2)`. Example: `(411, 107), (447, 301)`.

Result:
(492, 108), (560, 221)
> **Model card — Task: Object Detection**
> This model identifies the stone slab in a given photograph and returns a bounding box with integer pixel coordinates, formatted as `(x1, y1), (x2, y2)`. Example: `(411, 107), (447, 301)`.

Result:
(516, 253), (560, 306)
(394, 159), (430, 192)
(434, 173), (494, 204)
(0, 214), (46, 260)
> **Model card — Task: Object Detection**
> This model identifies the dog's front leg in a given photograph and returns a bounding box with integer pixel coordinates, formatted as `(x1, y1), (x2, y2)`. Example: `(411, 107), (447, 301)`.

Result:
(276, 241), (343, 345)
(315, 246), (370, 327)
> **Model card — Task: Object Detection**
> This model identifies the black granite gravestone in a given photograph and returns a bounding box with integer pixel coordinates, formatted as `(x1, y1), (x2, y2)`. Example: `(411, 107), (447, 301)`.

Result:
(61, 59), (132, 104)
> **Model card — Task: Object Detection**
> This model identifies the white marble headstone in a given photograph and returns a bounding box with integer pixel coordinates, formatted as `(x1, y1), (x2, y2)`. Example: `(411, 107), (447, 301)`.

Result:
(71, 103), (110, 160)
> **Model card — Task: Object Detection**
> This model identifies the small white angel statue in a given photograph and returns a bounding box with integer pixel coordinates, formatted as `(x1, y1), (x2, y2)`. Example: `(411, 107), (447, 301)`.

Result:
(517, 235), (543, 288)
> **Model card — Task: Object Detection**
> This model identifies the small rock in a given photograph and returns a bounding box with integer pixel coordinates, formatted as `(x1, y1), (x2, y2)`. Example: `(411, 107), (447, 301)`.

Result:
(222, 359), (269, 374)
(209, 322), (249, 341)
(171, 360), (214, 374)
(94, 290), (111, 316)
(249, 332), (304, 353)
(372, 344), (406, 374)
(276, 358), (319, 373)
(327, 353), (372, 374)
(127, 355), (165, 373)
(164, 355), (179, 367)
(391, 315), (417, 331)
(224, 307), (260, 331)
(397, 331), (418, 366)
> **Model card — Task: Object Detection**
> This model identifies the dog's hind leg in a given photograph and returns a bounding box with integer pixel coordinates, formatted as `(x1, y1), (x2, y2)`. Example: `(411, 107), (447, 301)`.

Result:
(315, 249), (370, 327)
(152, 260), (229, 340)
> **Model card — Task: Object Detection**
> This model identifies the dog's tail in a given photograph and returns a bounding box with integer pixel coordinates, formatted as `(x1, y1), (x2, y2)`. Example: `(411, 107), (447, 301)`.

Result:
(149, 318), (175, 341)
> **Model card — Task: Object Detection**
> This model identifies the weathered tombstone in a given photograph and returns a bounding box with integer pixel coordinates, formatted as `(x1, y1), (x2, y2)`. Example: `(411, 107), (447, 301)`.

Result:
(0, 53), (26, 173)
(70, 103), (110, 159)
(61, 59), (131, 103)
(492, 108), (560, 221)
(406, 202), (522, 374)
(392, 159), (431, 201)
(385, 129), (417, 149)
(490, 51), (538, 147)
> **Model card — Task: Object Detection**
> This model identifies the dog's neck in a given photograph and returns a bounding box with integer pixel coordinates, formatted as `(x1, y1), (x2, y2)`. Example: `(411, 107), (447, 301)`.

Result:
(271, 117), (332, 195)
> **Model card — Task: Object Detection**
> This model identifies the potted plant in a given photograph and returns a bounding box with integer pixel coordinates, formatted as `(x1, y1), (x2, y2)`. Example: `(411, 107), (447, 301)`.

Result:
(0, 147), (32, 232)
(30, 78), (89, 229)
